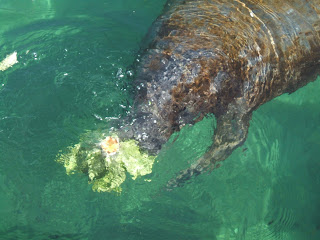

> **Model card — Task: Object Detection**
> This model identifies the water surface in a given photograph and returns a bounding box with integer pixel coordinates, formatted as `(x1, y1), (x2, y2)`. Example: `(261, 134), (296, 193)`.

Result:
(0, 0), (320, 239)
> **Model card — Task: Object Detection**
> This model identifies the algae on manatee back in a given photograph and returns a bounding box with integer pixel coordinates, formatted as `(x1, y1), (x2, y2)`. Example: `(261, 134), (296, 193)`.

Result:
(57, 132), (155, 193)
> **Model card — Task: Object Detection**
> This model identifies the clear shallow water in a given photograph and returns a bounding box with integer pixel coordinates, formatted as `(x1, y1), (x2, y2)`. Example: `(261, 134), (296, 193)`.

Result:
(0, 0), (320, 239)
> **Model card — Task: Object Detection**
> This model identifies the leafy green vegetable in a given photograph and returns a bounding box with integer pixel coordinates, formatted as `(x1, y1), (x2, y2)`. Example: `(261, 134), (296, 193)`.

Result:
(57, 133), (155, 193)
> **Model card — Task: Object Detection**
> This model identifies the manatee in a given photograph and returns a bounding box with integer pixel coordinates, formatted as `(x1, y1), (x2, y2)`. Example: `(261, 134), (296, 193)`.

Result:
(113, 0), (320, 188)
(116, 0), (320, 187)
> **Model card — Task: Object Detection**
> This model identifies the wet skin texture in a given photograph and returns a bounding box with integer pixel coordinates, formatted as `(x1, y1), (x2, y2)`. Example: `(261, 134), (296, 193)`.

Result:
(118, 0), (320, 187)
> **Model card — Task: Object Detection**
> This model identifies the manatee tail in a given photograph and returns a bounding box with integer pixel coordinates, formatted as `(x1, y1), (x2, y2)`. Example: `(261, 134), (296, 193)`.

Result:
(166, 103), (252, 189)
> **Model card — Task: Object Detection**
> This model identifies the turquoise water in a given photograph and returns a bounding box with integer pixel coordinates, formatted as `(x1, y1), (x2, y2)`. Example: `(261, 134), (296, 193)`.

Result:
(0, 0), (320, 239)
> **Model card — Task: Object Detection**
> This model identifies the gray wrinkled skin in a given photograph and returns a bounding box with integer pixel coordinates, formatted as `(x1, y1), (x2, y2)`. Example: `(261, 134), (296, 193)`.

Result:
(118, 0), (320, 188)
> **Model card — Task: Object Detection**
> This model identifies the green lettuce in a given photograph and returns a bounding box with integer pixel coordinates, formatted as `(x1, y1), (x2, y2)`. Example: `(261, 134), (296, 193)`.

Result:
(57, 133), (155, 193)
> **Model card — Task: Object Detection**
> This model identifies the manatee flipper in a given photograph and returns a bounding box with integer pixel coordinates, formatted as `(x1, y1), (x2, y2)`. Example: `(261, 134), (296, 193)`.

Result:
(167, 100), (252, 188)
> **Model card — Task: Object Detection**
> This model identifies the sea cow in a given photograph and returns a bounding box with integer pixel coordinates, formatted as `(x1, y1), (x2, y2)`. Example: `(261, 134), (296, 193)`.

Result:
(116, 0), (320, 188)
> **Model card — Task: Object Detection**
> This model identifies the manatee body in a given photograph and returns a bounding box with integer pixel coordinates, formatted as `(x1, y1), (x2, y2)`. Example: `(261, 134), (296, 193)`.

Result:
(118, 0), (320, 187)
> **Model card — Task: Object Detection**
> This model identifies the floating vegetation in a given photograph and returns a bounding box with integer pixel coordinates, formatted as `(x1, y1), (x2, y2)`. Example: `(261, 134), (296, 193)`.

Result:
(57, 131), (155, 193)
(0, 52), (18, 71)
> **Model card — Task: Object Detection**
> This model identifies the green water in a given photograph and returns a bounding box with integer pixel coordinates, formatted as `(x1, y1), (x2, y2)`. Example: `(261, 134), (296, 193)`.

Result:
(0, 0), (320, 239)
